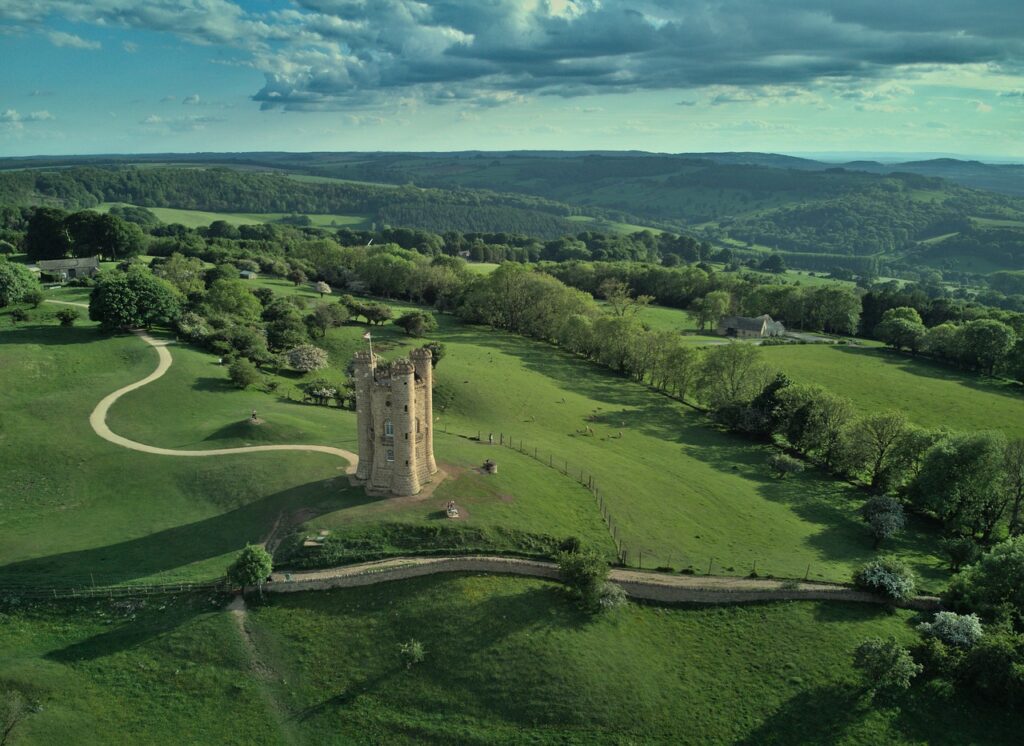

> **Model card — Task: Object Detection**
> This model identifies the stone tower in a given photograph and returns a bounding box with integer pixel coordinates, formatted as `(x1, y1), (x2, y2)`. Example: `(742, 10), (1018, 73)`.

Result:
(352, 348), (437, 496)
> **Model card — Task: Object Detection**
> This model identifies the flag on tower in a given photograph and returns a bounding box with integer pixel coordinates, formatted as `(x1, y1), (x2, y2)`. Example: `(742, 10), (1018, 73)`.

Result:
(362, 331), (371, 340)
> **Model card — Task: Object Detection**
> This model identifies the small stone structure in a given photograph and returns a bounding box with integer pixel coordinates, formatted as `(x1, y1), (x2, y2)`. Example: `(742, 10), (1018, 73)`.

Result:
(352, 348), (438, 496)
(37, 256), (100, 282)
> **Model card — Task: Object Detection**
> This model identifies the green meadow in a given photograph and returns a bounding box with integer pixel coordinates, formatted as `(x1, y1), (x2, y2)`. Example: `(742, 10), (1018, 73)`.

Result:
(2, 575), (1018, 745)
(95, 202), (370, 229)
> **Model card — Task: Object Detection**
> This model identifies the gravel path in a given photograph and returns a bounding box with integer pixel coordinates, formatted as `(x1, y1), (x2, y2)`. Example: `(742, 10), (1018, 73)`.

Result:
(44, 298), (359, 473)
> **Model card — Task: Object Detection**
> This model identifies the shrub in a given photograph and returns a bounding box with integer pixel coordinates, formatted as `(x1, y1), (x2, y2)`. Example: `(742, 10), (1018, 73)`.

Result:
(597, 581), (627, 611)
(918, 611), (984, 648)
(861, 495), (906, 547)
(395, 310), (438, 337)
(55, 307), (80, 327)
(9, 308), (28, 323)
(399, 639), (426, 669)
(557, 549), (610, 611)
(286, 344), (329, 372)
(853, 556), (917, 601)
(853, 637), (922, 696)
(22, 288), (44, 308)
(228, 358), (261, 389)
(768, 452), (804, 479)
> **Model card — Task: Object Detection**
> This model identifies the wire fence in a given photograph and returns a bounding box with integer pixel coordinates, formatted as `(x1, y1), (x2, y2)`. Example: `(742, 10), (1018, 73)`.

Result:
(0, 578), (229, 601)
(437, 426), (832, 582)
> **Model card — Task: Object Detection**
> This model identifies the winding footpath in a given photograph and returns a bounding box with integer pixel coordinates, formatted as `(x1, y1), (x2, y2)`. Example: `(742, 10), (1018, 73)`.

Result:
(53, 299), (939, 609)
(48, 299), (358, 471)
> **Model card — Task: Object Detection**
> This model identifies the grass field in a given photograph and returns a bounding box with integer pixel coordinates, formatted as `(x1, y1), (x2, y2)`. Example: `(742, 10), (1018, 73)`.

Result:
(762, 345), (1024, 438)
(3, 575), (1016, 745)
(95, 202), (370, 229)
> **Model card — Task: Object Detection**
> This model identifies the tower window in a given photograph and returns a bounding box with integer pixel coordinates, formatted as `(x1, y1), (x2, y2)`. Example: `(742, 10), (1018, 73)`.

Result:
(416, 418), (421, 433)
(384, 419), (394, 437)
(386, 448), (394, 462)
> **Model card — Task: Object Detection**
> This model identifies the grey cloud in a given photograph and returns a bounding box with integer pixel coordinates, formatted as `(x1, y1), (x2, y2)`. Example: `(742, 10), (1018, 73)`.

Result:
(7, 1), (1024, 111)
(47, 30), (100, 49)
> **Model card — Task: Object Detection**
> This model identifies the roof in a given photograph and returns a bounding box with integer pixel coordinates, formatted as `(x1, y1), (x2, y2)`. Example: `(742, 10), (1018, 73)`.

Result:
(719, 315), (767, 333)
(37, 256), (100, 270)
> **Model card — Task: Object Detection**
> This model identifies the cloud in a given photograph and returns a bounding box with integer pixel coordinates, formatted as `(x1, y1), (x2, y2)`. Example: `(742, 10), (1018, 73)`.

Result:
(160, 95), (176, 102)
(47, 30), (100, 50)
(1, 109), (55, 122)
(998, 89), (1024, 98)
(676, 99), (698, 107)
(972, 99), (993, 112)
(182, 94), (201, 105)
(122, 40), (138, 52)
(141, 113), (224, 131)
(6, 1), (1024, 112)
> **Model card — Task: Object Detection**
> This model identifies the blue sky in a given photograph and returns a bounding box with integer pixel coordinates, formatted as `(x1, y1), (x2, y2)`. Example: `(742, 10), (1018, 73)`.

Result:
(1, 1), (1022, 159)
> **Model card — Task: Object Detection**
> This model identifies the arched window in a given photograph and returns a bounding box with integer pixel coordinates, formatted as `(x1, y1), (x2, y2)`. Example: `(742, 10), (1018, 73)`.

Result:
(384, 419), (394, 437)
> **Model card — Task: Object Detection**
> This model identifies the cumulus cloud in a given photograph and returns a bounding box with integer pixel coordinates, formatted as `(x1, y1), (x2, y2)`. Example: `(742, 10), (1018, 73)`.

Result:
(1, 109), (55, 122)
(972, 100), (993, 112)
(182, 93), (201, 104)
(47, 30), (100, 49)
(141, 113), (223, 131)
(5, 1), (1023, 111)
(122, 40), (138, 52)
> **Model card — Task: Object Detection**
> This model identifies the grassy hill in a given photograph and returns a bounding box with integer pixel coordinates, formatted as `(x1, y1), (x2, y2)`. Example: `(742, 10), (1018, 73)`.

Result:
(2, 575), (1020, 744)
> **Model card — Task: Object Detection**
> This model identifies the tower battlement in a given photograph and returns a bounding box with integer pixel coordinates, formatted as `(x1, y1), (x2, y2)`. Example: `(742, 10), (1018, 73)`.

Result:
(352, 350), (437, 496)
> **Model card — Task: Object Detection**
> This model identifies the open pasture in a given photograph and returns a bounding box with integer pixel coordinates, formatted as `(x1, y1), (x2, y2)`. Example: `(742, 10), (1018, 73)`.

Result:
(762, 344), (1024, 438)
(95, 202), (370, 229)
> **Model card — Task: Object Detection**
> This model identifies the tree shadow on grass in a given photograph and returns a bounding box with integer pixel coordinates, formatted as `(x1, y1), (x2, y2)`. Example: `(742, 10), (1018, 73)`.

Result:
(736, 682), (872, 745)
(0, 323), (114, 347)
(0, 479), (375, 587)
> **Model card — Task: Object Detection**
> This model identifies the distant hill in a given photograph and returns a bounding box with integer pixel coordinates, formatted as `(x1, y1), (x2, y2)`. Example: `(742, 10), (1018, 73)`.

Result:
(2, 151), (1023, 273)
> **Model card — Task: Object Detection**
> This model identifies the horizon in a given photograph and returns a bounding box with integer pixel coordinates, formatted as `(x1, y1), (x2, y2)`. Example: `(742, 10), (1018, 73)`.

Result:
(2, 2), (1022, 159)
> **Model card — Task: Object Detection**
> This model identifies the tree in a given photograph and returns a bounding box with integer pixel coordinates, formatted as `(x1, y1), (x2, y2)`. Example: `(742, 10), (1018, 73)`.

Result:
(226, 544), (273, 598)
(853, 556), (917, 601)
(556, 550), (611, 612)
(1006, 440), (1024, 536)
(153, 252), (206, 296)
(204, 279), (263, 322)
(861, 495), (906, 547)
(288, 268), (308, 286)
(944, 536), (1024, 627)
(22, 288), (44, 308)
(228, 358), (261, 389)
(55, 307), (80, 327)
(315, 280), (331, 298)
(307, 302), (348, 338)
(960, 318), (1016, 375)
(398, 639), (426, 669)
(599, 278), (653, 317)
(689, 290), (731, 331)
(24, 206), (71, 260)
(759, 253), (786, 273)
(0, 258), (39, 308)
(696, 343), (771, 411)
(88, 267), (183, 331)
(852, 637), (922, 696)
(421, 341), (445, 368)
(776, 384), (854, 468)
(363, 303), (393, 326)
(838, 412), (913, 492)
(287, 344), (329, 372)
(910, 431), (1008, 540)
(394, 310), (438, 337)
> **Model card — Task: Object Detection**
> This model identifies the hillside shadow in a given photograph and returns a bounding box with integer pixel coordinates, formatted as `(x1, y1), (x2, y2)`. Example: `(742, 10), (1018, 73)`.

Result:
(0, 323), (112, 347)
(0, 478), (374, 587)
(736, 682), (870, 745)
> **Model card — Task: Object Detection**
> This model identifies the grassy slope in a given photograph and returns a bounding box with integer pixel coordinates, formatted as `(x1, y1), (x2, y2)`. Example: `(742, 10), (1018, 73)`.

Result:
(245, 576), (1015, 745)
(95, 202), (369, 229)
(11, 576), (1019, 745)
(220, 286), (943, 587)
(0, 305), (348, 586)
(763, 345), (1024, 437)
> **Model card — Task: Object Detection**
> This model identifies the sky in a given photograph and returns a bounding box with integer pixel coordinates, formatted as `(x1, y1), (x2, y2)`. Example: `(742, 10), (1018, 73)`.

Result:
(1, 1), (1023, 159)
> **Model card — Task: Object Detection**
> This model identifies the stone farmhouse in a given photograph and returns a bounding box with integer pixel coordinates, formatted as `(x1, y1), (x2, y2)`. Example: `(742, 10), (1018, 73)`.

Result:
(352, 348), (438, 496)
(717, 314), (786, 339)
(36, 256), (100, 282)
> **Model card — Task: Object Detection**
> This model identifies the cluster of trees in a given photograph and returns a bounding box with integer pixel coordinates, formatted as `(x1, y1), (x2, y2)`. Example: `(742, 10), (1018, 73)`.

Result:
(874, 306), (1023, 381)
(851, 537), (1024, 707)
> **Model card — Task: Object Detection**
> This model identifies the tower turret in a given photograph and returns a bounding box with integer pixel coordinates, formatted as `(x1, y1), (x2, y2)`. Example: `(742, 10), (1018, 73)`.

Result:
(352, 350), (375, 481)
(390, 358), (420, 495)
(410, 347), (437, 475)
